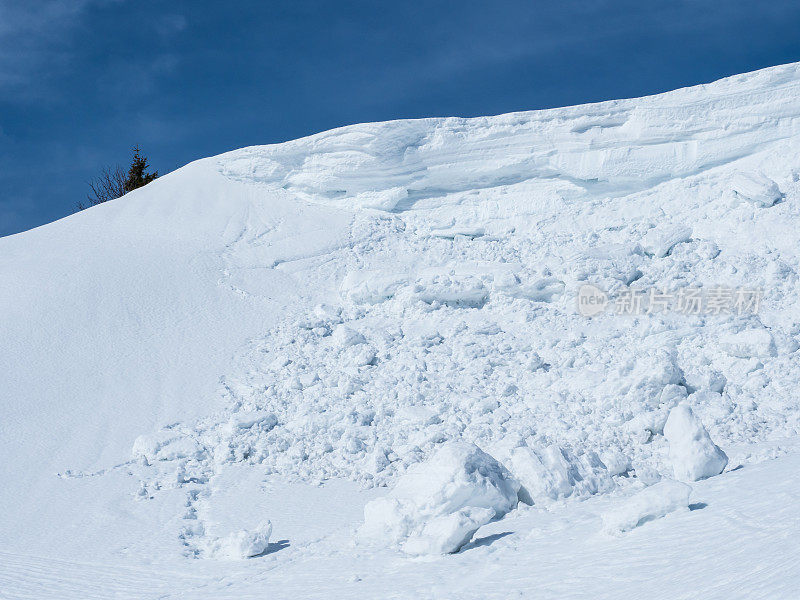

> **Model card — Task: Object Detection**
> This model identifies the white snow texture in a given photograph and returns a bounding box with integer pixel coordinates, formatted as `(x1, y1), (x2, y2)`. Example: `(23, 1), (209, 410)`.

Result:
(3, 62), (800, 598)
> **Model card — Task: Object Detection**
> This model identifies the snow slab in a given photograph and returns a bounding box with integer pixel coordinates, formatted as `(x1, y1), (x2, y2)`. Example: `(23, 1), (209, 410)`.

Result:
(601, 479), (692, 534)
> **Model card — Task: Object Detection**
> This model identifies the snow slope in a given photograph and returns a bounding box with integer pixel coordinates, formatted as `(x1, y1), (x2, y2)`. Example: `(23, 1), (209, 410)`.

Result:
(2, 62), (800, 598)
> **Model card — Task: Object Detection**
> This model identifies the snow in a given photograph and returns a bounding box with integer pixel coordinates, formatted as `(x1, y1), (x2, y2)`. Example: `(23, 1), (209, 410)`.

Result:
(664, 404), (729, 481)
(641, 225), (693, 258)
(730, 171), (783, 207)
(2, 62), (800, 597)
(201, 521), (272, 559)
(340, 270), (407, 304)
(719, 328), (776, 359)
(500, 444), (615, 505)
(131, 430), (203, 463)
(359, 442), (520, 554)
(2, 448), (798, 599)
(330, 324), (367, 348)
(402, 507), (496, 556)
(601, 480), (692, 534)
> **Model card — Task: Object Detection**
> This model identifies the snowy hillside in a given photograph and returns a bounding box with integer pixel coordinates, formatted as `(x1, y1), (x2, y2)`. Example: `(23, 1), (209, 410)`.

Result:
(2, 63), (800, 598)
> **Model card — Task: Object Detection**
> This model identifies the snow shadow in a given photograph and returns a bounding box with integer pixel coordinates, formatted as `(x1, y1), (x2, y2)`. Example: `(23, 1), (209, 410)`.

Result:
(252, 539), (290, 557)
(460, 531), (514, 552)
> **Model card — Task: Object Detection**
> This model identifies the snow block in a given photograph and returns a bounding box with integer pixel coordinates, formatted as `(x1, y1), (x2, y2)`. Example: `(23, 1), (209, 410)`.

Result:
(731, 171), (782, 207)
(602, 480), (691, 534)
(405, 274), (489, 308)
(642, 225), (692, 258)
(203, 521), (272, 560)
(664, 404), (728, 481)
(428, 226), (486, 239)
(500, 277), (565, 302)
(351, 186), (408, 211)
(331, 324), (367, 348)
(402, 507), (495, 556)
(505, 445), (614, 505)
(228, 411), (278, 430)
(360, 442), (520, 554)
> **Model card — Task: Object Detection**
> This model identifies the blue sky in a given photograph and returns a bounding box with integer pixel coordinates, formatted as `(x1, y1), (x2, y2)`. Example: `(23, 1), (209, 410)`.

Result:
(2, 1), (800, 237)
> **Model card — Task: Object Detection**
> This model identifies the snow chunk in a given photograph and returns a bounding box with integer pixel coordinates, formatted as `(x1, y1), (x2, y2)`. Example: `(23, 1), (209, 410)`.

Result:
(497, 277), (565, 302)
(406, 274), (489, 308)
(641, 225), (692, 258)
(228, 411), (277, 430)
(331, 324), (367, 348)
(396, 405), (441, 426)
(623, 383), (686, 440)
(403, 507), (495, 556)
(203, 521), (272, 559)
(352, 186), (408, 211)
(360, 442), (520, 554)
(731, 171), (782, 207)
(505, 445), (614, 505)
(664, 404), (728, 481)
(428, 226), (486, 239)
(601, 480), (691, 535)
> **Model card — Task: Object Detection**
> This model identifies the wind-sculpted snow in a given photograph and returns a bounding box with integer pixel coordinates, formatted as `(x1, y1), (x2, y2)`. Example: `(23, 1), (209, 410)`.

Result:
(3, 63), (800, 594)
(218, 63), (800, 212)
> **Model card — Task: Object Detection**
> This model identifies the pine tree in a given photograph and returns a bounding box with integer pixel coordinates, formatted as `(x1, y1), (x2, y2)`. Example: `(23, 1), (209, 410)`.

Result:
(80, 145), (159, 210)
(123, 145), (158, 193)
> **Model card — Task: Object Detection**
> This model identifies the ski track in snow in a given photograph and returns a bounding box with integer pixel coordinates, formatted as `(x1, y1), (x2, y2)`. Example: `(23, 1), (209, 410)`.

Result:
(3, 62), (800, 598)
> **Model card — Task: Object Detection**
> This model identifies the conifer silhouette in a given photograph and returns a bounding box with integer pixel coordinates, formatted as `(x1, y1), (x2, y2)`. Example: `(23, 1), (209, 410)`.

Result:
(80, 145), (158, 210)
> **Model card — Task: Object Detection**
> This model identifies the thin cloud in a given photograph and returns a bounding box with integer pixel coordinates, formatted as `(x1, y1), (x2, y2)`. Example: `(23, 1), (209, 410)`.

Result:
(155, 14), (187, 39)
(0, 0), (123, 100)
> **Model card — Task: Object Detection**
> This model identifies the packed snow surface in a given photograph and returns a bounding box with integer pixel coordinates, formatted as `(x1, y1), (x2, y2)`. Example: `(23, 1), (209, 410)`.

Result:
(3, 62), (800, 597)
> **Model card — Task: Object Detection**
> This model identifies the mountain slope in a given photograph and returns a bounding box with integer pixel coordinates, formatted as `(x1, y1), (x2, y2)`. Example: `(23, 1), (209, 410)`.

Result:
(2, 62), (800, 598)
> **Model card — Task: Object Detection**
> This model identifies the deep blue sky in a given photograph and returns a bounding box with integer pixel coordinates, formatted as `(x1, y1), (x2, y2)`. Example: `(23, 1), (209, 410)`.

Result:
(2, 1), (800, 237)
